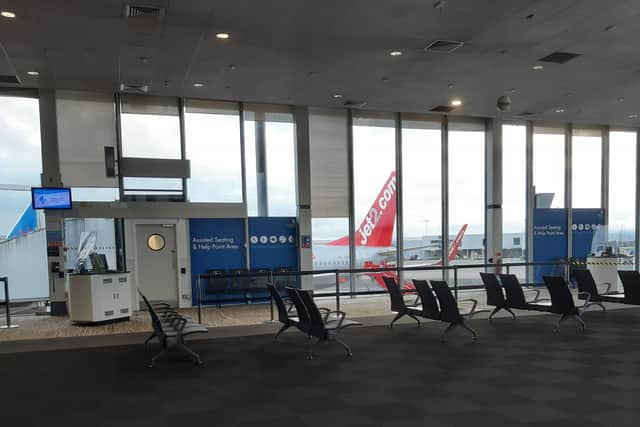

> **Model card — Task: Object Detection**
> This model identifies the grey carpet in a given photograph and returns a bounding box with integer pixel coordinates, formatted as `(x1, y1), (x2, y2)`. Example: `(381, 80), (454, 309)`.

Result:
(2, 308), (640, 427)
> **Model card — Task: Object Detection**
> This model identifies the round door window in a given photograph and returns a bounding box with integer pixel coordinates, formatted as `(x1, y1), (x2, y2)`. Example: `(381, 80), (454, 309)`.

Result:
(147, 234), (166, 251)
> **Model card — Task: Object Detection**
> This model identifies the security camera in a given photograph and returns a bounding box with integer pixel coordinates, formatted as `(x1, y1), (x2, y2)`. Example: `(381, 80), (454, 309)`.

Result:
(496, 95), (512, 112)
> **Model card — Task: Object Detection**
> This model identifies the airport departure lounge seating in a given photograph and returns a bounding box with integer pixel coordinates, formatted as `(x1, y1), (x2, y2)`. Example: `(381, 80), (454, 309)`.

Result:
(480, 272), (516, 320)
(617, 270), (640, 304)
(499, 273), (551, 313)
(412, 279), (441, 320)
(266, 282), (299, 340)
(542, 275), (589, 332)
(287, 287), (361, 359)
(383, 276), (423, 327)
(572, 269), (623, 310)
(139, 290), (208, 367)
(430, 280), (479, 342)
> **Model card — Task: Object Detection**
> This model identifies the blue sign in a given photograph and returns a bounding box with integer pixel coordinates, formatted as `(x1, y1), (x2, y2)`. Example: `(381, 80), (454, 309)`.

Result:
(189, 219), (245, 304)
(248, 217), (298, 270)
(533, 208), (605, 283)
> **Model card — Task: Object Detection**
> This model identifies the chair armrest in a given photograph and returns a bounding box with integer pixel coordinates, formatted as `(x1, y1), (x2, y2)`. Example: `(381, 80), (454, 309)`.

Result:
(523, 289), (542, 302)
(459, 298), (479, 314)
(598, 282), (613, 294)
(404, 295), (421, 307)
(578, 291), (592, 310)
(328, 310), (347, 328)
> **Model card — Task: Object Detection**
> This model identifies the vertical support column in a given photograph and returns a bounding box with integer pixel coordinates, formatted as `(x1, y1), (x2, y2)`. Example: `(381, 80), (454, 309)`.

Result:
(601, 127), (610, 222)
(635, 130), (640, 271)
(441, 116), (449, 280)
(114, 93), (125, 201)
(347, 110), (357, 293)
(239, 103), (250, 269)
(178, 97), (188, 202)
(565, 123), (573, 277)
(395, 113), (404, 285)
(255, 112), (268, 217)
(39, 89), (67, 315)
(485, 119), (503, 272)
(525, 122), (534, 282)
(294, 106), (313, 290)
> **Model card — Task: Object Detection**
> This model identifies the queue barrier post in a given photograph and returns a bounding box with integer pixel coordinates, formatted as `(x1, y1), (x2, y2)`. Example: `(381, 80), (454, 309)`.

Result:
(1, 277), (19, 330)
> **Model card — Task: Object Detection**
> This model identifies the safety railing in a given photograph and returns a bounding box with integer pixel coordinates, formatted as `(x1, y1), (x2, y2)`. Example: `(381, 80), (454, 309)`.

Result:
(1, 276), (19, 330)
(194, 260), (579, 323)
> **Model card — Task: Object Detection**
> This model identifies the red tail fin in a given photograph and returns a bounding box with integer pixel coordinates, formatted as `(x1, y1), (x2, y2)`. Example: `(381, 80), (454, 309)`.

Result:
(448, 224), (467, 261)
(327, 172), (397, 247)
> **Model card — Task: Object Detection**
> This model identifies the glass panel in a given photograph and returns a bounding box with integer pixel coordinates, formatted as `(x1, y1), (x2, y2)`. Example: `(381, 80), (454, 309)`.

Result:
(533, 127), (565, 208)
(63, 218), (117, 272)
(185, 105), (243, 202)
(609, 131), (636, 264)
(572, 129), (602, 208)
(71, 187), (119, 202)
(243, 109), (296, 217)
(401, 117), (442, 271)
(311, 217), (350, 294)
(502, 124), (526, 274)
(448, 122), (485, 269)
(0, 96), (42, 185)
(352, 113), (396, 295)
(120, 113), (181, 159)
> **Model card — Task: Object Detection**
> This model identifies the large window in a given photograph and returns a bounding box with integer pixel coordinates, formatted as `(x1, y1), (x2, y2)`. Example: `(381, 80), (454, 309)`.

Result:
(448, 120), (485, 265)
(352, 113), (396, 270)
(0, 94), (48, 300)
(244, 106), (296, 217)
(609, 131), (636, 260)
(572, 129), (602, 209)
(185, 100), (243, 203)
(401, 115), (442, 265)
(502, 124), (526, 261)
(533, 126), (565, 208)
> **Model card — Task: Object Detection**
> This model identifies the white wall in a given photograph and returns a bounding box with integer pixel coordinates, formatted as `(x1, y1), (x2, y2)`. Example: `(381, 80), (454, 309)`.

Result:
(0, 230), (49, 301)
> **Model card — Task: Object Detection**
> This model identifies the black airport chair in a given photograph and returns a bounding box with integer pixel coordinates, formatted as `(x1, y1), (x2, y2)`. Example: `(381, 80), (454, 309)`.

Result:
(430, 280), (479, 342)
(542, 275), (590, 333)
(412, 279), (441, 320)
(480, 272), (516, 320)
(138, 290), (208, 367)
(572, 269), (623, 310)
(287, 287), (361, 359)
(383, 276), (423, 327)
(617, 270), (640, 305)
(499, 273), (551, 313)
(266, 282), (299, 340)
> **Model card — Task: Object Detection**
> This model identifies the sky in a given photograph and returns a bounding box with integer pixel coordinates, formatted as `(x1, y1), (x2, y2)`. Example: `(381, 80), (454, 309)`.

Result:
(0, 95), (636, 247)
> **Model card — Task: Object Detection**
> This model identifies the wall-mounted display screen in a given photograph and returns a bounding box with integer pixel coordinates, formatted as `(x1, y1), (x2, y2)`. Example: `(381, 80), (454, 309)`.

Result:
(31, 187), (72, 210)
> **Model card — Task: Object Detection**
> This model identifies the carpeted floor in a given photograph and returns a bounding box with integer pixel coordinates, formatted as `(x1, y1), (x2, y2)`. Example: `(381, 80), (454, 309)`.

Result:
(2, 308), (640, 427)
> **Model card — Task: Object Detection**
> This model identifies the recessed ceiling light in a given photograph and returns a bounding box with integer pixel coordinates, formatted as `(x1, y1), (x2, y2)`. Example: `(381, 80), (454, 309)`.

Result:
(451, 99), (463, 107)
(532, 65), (544, 70)
(629, 114), (638, 119)
(389, 50), (403, 57)
(617, 97), (625, 102)
(1, 10), (16, 18)
(555, 108), (565, 113)
(193, 83), (204, 88)
(27, 71), (39, 76)
(216, 33), (230, 39)
(332, 93), (344, 99)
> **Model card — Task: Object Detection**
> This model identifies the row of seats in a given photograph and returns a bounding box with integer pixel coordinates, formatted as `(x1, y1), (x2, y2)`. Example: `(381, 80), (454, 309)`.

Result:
(139, 290), (208, 367)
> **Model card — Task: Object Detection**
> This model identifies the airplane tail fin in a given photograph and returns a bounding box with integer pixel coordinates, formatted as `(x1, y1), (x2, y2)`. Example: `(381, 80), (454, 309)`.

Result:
(448, 224), (468, 262)
(328, 171), (397, 247)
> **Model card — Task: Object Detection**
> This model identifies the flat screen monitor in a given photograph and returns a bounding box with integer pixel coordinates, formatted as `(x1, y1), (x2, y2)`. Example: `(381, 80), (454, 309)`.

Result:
(31, 187), (72, 210)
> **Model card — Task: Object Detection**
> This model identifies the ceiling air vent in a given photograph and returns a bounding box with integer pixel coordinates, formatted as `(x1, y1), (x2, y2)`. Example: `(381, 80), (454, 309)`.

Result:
(424, 40), (464, 53)
(120, 83), (149, 94)
(518, 111), (536, 117)
(0, 74), (20, 84)
(124, 4), (165, 20)
(343, 100), (368, 109)
(538, 51), (582, 64)
(430, 105), (456, 113)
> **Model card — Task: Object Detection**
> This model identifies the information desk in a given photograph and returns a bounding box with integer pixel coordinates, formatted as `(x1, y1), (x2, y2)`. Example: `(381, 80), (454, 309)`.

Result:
(68, 272), (132, 323)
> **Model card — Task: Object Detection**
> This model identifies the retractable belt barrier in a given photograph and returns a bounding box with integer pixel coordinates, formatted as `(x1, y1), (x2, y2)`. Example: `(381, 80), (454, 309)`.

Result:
(1, 276), (19, 330)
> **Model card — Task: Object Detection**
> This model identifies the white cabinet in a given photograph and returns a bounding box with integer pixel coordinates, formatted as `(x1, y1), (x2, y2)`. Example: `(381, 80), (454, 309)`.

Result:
(68, 273), (132, 323)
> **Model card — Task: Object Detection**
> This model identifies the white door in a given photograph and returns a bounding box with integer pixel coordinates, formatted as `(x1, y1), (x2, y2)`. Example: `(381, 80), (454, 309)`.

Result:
(135, 224), (178, 306)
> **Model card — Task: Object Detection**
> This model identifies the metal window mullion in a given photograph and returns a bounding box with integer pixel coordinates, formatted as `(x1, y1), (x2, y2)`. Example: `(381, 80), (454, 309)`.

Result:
(636, 129), (640, 270)
(566, 124), (572, 265)
(347, 109), (356, 292)
(395, 113), (403, 284)
(178, 97), (187, 202)
(525, 121), (534, 283)
(601, 126), (610, 220)
(441, 115), (449, 281)
(239, 102), (250, 270)
(114, 93), (125, 201)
